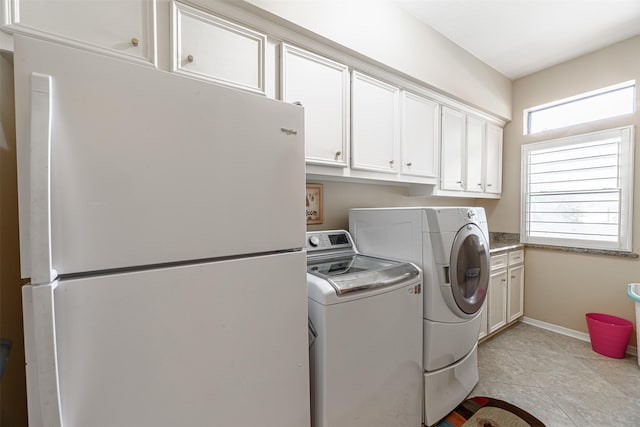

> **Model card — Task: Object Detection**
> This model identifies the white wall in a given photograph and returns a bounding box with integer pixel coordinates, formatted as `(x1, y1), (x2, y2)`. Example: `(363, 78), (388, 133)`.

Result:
(306, 179), (478, 232)
(478, 35), (640, 340)
(240, 0), (512, 120)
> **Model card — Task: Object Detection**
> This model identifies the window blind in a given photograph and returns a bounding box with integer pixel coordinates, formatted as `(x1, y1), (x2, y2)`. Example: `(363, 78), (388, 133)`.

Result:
(521, 126), (634, 251)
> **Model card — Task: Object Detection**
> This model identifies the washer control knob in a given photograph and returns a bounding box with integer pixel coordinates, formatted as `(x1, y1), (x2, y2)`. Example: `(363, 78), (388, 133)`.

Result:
(467, 210), (475, 220)
(309, 235), (320, 247)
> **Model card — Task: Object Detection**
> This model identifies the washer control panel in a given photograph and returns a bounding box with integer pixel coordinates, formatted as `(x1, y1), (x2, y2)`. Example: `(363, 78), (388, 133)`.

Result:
(306, 230), (354, 253)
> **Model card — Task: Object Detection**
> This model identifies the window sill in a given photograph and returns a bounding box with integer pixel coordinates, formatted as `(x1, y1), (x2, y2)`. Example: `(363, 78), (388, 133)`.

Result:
(524, 244), (639, 259)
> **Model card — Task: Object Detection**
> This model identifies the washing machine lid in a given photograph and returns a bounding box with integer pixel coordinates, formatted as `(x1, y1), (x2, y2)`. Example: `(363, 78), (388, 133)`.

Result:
(307, 255), (420, 295)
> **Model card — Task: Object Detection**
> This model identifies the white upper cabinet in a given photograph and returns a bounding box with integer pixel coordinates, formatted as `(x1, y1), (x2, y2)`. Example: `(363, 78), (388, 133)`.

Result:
(440, 106), (465, 190)
(401, 91), (438, 178)
(439, 106), (503, 197)
(5, 0), (156, 63)
(465, 115), (484, 193)
(485, 123), (503, 194)
(281, 44), (349, 167)
(351, 71), (400, 173)
(171, 1), (265, 94)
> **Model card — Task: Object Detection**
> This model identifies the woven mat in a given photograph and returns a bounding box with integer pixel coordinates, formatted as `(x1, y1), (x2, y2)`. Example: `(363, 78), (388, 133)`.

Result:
(435, 396), (546, 427)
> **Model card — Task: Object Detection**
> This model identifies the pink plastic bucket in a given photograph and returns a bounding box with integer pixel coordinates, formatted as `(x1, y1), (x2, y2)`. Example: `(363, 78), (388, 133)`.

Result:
(585, 313), (633, 358)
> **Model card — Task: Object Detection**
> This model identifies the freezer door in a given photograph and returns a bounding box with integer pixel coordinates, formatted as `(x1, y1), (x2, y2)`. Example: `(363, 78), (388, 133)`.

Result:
(23, 251), (310, 427)
(14, 35), (305, 277)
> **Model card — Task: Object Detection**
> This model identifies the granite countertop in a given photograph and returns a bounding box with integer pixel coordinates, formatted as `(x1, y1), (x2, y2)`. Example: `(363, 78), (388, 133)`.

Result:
(487, 231), (638, 258)
(490, 243), (524, 254)
(489, 232), (522, 253)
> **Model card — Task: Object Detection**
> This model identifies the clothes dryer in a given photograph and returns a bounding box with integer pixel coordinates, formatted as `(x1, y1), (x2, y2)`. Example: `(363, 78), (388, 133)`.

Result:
(349, 207), (490, 425)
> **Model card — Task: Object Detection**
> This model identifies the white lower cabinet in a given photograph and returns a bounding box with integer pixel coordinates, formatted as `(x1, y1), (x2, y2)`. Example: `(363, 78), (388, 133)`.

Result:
(488, 270), (508, 334)
(484, 248), (525, 339)
(508, 264), (525, 323)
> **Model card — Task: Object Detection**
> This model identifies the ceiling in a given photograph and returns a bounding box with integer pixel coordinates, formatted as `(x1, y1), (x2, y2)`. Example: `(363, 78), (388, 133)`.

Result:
(394, 0), (640, 80)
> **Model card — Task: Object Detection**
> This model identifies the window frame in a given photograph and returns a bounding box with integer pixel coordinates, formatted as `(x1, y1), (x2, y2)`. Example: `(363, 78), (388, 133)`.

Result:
(523, 81), (635, 135)
(520, 126), (635, 252)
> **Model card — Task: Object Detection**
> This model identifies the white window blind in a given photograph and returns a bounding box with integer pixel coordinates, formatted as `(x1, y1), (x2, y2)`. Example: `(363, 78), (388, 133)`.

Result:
(521, 126), (634, 251)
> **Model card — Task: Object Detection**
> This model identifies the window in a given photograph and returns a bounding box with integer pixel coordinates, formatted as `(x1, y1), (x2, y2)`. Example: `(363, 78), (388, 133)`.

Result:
(524, 81), (635, 134)
(521, 126), (634, 251)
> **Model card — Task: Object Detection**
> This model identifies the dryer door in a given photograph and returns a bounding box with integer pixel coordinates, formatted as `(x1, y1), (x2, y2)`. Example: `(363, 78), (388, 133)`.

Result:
(450, 224), (490, 315)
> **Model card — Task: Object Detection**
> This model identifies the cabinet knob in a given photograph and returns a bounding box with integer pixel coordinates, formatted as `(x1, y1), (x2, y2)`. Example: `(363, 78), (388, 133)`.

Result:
(335, 151), (342, 158)
(477, 183), (483, 187)
(456, 180), (464, 186)
(187, 55), (194, 63)
(131, 37), (140, 47)
(406, 162), (412, 167)
(511, 275), (516, 279)
(389, 160), (395, 165)
(501, 278), (506, 282)
(487, 184), (493, 187)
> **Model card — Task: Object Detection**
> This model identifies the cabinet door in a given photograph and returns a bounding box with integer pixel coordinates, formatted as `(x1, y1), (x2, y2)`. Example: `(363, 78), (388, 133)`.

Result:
(465, 115), (484, 192)
(351, 71), (399, 173)
(10, 0), (155, 63)
(440, 106), (465, 190)
(488, 270), (507, 334)
(281, 44), (349, 167)
(508, 265), (524, 323)
(485, 123), (503, 194)
(401, 91), (438, 177)
(172, 2), (265, 93)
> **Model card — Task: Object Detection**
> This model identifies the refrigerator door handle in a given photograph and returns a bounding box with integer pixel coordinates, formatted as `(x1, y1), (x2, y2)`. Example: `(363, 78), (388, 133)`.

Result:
(23, 281), (63, 427)
(29, 73), (58, 285)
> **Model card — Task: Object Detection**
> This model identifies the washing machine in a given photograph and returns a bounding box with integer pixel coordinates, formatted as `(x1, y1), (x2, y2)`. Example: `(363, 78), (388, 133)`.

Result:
(349, 207), (490, 426)
(306, 230), (423, 427)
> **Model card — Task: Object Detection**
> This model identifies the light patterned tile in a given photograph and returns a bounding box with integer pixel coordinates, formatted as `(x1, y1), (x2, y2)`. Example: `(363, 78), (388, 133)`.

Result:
(511, 347), (626, 397)
(546, 389), (640, 426)
(477, 321), (640, 427)
(477, 346), (541, 387)
(579, 355), (640, 399)
(482, 323), (563, 357)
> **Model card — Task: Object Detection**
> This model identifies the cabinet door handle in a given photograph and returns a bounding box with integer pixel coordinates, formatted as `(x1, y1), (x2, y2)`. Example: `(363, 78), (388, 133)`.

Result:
(501, 278), (506, 282)
(187, 55), (194, 63)
(406, 162), (412, 167)
(487, 184), (493, 187)
(511, 275), (516, 279)
(131, 37), (140, 47)
(477, 183), (483, 187)
(389, 160), (395, 165)
(335, 151), (342, 158)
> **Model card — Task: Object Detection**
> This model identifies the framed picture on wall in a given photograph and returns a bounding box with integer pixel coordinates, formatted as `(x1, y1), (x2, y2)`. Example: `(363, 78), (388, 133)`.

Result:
(306, 183), (323, 225)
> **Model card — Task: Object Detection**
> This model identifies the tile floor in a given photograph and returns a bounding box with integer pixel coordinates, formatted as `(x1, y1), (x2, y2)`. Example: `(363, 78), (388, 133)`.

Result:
(470, 321), (640, 426)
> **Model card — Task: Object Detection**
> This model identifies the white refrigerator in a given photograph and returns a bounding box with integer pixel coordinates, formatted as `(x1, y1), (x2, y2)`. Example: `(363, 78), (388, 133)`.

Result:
(14, 35), (310, 427)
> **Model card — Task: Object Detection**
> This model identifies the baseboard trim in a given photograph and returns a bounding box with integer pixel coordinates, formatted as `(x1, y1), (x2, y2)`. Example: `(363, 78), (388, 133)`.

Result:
(520, 316), (637, 357)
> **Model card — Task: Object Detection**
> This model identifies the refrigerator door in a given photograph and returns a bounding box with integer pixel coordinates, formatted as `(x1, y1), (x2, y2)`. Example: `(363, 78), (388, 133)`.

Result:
(23, 251), (310, 427)
(14, 35), (305, 277)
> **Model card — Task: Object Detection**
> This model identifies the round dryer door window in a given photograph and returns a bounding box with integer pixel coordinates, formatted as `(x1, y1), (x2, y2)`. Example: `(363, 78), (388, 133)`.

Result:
(450, 223), (490, 315)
